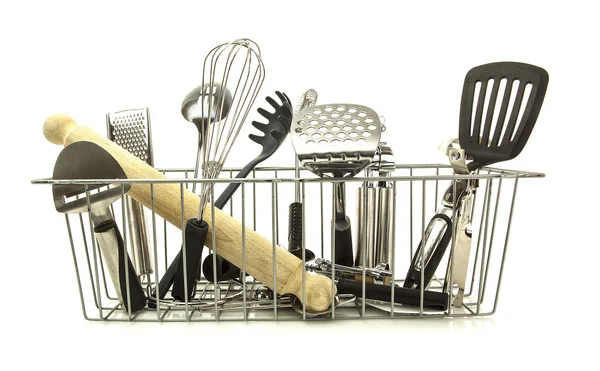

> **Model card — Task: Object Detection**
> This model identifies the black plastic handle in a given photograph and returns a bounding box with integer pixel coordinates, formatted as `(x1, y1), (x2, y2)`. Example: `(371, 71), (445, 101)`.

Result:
(334, 216), (354, 267)
(404, 212), (453, 289)
(286, 202), (316, 261)
(202, 253), (245, 283)
(171, 219), (208, 301)
(337, 278), (448, 311)
(94, 220), (146, 312)
(213, 158), (261, 209)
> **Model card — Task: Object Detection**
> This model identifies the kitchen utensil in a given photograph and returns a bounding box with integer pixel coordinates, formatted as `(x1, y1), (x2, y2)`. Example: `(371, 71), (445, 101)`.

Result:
(52, 141), (146, 312)
(171, 38), (267, 302)
(337, 279), (448, 311)
(406, 62), (549, 305)
(355, 144), (395, 270)
(214, 91), (293, 207)
(181, 83), (233, 193)
(201, 91), (294, 282)
(288, 89), (318, 262)
(43, 113), (335, 313)
(106, 107), (154, 277)
(290, 104), (383, 266)
(306, 258), (392, 282)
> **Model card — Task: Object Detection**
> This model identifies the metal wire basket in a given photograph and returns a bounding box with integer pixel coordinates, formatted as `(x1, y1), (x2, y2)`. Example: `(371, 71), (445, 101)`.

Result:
(31, 164), (544, 322)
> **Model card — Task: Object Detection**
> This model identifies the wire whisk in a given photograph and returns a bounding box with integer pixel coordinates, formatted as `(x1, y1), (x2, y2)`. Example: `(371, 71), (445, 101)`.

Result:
(197, 38), (265, 221)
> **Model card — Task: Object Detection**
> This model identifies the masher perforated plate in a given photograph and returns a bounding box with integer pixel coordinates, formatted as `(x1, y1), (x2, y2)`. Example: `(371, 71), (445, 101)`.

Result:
(106, 108), (153, 166)
(291, 104), (382, 177)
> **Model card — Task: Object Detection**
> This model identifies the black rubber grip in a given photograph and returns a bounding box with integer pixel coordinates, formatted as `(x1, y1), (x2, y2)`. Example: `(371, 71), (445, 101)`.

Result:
(94, 220), (146, 312)
(202, 253), (244, 283)
(171, 219), (208, 301)
(334, 216), (354, 267)
(404, 213), (453, 289)
(337, 278), (448, 311)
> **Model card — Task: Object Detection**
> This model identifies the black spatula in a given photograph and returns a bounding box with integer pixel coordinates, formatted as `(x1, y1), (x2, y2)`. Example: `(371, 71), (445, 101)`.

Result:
(459, 61), (549, 171)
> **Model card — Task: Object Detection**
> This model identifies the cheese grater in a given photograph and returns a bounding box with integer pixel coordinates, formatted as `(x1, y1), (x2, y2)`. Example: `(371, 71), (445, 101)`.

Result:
(106, 108), (154, 276)
(291, 103), (383, 266)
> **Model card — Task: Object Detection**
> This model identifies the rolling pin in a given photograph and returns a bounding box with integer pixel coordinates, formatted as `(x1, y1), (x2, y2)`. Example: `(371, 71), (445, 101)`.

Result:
(43, 113), (335, 313)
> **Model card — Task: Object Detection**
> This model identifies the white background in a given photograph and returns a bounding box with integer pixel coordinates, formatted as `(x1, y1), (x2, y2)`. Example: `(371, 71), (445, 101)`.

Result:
(1, 0), (598, 369)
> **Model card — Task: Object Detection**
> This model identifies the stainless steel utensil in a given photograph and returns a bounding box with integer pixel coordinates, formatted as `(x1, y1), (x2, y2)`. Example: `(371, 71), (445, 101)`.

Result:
(52, 141), (146, 313)
(106, 108), (154, 277)
(306, 258), (392, 281)
(181, 83), (233, 193)
(290, 103), (383, 266)
(355, 144), (395, 270)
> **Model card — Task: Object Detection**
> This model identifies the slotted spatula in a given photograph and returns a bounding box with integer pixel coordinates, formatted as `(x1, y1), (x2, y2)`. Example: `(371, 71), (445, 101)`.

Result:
(459, 61), (549, 171)
(405, 62), (549, 296)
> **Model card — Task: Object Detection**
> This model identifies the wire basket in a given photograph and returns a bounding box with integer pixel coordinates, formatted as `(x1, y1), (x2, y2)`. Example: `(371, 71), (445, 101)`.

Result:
(31, 164), (544, 322)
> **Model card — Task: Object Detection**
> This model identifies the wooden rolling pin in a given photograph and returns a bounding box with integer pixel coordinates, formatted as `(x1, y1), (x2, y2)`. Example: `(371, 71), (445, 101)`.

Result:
(44, 113), (335, 313)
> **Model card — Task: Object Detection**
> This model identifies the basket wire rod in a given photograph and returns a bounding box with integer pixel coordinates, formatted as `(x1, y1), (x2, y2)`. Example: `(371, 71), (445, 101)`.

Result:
(481, 175), (503, 302)
(420, 180), (426, 316)
(295, 158), (301, 201)
(85, 185), (104, 320)
(274, 170), (279, 245)
(162, 171), (168, 274)
(467, 176), (489, 298)
(447, 175), (458, 314)
(252, 169), (257, 231)
(75, 202), (100, 308)
(121, 185), (133, 320)
(241, 182), (247, 320)
(229, 169), (234, 216)
(390, 181), (397, 318)
(476, 178), (494, 314)
(150, 183), (162, 321)
(331, 183), (337, 319)
(409, 167), (414, 258)
(320, 182), (324, 258)
(271, 182), (278, 320)
(96, 242), (115, 301)
(492, 178), (519, 314)
(301, 181), (307, 320)
(179, 183), (190, 320)
(434, 166), (440, 209)
(466, 169), (491, 298)
(211, 185), (220, 321)
(184, 170), (188, 190)
(65, 214), (90, 320)
(360, 181), (367, 319)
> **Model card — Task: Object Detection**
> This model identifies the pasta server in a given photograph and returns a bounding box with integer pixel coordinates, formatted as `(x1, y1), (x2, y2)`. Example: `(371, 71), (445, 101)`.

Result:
(291, 103), (383, 266)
